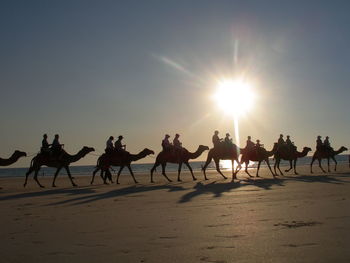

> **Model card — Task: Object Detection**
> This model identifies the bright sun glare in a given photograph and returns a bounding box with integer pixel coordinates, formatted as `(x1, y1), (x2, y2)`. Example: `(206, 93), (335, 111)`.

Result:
(214, 79), (255, 118)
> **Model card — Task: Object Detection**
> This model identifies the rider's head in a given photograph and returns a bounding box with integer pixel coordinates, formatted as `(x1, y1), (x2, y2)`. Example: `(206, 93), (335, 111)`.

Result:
(287, 135), (290, 138)
(280, 134), (283, 138)
(317, 135), (321, 139)
(226, 133), (230, 137)
(248, 136), (251, 140)
(257, 139), (260, 143)
(43, 134), (48, 139)
(118, 135), (123, 140)
(55, 134), (59, 139)
(165, 134), (170, 138)
(175, 133), (180, 138)
(109, 136), (114, 140)
(326, 136), (329, 139)
(214, 130), (219, 135)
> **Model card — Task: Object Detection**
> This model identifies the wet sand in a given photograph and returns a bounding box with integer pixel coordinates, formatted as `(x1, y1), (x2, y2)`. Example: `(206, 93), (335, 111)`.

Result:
(1, 164), (350, 262)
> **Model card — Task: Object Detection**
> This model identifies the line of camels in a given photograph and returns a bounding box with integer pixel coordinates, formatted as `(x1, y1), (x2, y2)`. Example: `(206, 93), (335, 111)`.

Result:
(0, 140), (348, 188)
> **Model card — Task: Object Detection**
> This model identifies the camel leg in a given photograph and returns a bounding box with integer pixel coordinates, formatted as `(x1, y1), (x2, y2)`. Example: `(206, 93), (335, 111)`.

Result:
(318, 159), (326, 173)
(177, 162), (183, 182)
(265, 159), (276, 178)
(161, 163), (172, 182)
(256, 161), (261, 177)
(231, 159), (236, 181)
(201, 157), (212, 180)
(150, 162), (160, 183)
(234, 160), (242, 175)
(273, 159), (278, 175)
(293, 159), (298, 175)
(277, 159), (284, 176)
(91, 167), (100, 185)
(24, 167), (34, 187)
(310, 157), (316, 173)
(52, 167), (62, 187)
(184, 162), (196, 181)
(331, 156), (337, 171)
(215, 159), (227, 179)
(126, 165), (138, 184)
(65, 166), (77, 187)
(101, 169), (108, 184)
(285, 160), (293, 173)
(33, 170), (45, 188)
(116, 166), (124, 184)
(243, 161), (253, 177)
(327, 158), (331, 172)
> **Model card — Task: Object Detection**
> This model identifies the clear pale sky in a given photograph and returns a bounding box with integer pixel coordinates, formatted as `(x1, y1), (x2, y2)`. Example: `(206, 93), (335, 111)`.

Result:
(1, 1), (350, 167)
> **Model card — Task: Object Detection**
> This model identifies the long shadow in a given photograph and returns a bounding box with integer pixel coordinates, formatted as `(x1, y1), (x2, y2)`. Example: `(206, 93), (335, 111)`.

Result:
(0, 186), (97, 202)
(46, 184), (185, 206)
(281, 173), (349, 185)
(179, 177), (285, 203)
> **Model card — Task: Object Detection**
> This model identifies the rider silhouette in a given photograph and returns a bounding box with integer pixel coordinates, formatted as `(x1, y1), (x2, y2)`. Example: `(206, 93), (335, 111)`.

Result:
(41, 134), (51, 153)
(51, 134), (64, 158)
(115, 135), (126, 152)
(316, 136), (323, 151)
(162, 134), (172, 151)
(212, 130), (222, 148)
(105, 136), (114, 154)
(324, 136), (332, 152)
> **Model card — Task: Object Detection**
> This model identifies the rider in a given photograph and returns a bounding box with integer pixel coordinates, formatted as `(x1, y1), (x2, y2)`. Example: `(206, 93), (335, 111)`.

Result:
(162, 134), (172, 151)
(105, 136), (114, 154)
(245, 136), (255, 149)
(324, 136), (332, 152)
(256, 139), (264, 148)
(212, 130), (222, 148)
(173, 133), (183, 157)
(51, 134), (64, 158)
(41, 134), (51, 153)
(277, 134), (285, 146)
(316, 136), (323, 151)
(115, 135), (126, 152)
(224, 133), (233, 145)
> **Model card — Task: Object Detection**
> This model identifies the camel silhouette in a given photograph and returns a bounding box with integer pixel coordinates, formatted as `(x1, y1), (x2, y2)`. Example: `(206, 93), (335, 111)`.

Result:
(150, 145), (209, 183)
(201, 143), (241, 181)
(91, 148), (154, 185)
(24, 146), (94, 188)
(0, 150), (26, 166)
(274, 146), (312, 175)
(237, 143), (278, 178)
(310, 146), (348, 173)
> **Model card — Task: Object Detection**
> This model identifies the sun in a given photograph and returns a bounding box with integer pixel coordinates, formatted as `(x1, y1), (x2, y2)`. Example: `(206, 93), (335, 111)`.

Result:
(213, 78), (255, 118)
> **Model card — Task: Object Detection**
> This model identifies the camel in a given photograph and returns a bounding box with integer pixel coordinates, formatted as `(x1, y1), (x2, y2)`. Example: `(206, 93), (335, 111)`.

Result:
(201, 143), (241, 181)
(91, 148), (154, 185)
(237, 143), (278, 178)
(24, 146), (95, 188)
(0, 150), (27, 166)
(310, 146), (348, 173)
(150, 145), (209, 183)
(273, 146), (312, 175)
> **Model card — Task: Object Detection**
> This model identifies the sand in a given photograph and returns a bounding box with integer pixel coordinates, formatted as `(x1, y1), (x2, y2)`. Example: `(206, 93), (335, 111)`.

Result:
(1, 164), (350, 262)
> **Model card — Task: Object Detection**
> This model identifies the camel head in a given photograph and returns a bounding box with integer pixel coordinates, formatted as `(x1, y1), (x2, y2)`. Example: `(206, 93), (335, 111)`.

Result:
(141, 148), (155, 156)
(340, 146), (348, 152)
(80, 146), (95, 156)
(14, 150), (27, 158)
(198, 145), (209, 152)
(302, 147), (312, 153)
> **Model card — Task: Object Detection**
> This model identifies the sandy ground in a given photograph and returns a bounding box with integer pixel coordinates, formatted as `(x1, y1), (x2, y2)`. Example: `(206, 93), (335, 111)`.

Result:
(1, 164), (350, 262)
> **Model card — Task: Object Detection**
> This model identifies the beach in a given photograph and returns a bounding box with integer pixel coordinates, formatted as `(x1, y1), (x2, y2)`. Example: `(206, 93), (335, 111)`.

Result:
(1, 164), (350, 262)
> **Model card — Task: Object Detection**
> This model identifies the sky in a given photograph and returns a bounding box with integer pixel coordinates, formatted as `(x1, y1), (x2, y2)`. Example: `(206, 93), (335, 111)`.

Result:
(1, 0), (350, 167)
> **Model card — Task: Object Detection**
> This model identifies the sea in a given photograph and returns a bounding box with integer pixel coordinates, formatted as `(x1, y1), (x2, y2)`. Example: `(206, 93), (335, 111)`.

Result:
(0, 155), (348, 178)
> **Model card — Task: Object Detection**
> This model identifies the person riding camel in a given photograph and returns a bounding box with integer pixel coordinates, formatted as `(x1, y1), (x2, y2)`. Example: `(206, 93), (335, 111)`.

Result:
(286, 135), (296, 152)
(105, 136), (114, 154)
(277, 134), (285, 146)
(224, 133), (233, 145)
(41, 134), (51, 153)
(243, 136), (255, 155)
(256, 139), (264, 148)
(115, 135), (126, 152)
(173, 133), (183, 157)
(162, 134), (172, 151)
(212, 130), (222, 148)
(324, 136), (332, 152)
(316, 136), (323, 151)
(51, 134), (64, 158)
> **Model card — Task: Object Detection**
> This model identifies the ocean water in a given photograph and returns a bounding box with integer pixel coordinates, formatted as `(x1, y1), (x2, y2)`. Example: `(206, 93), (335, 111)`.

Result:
(0, 155), (348, 178)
